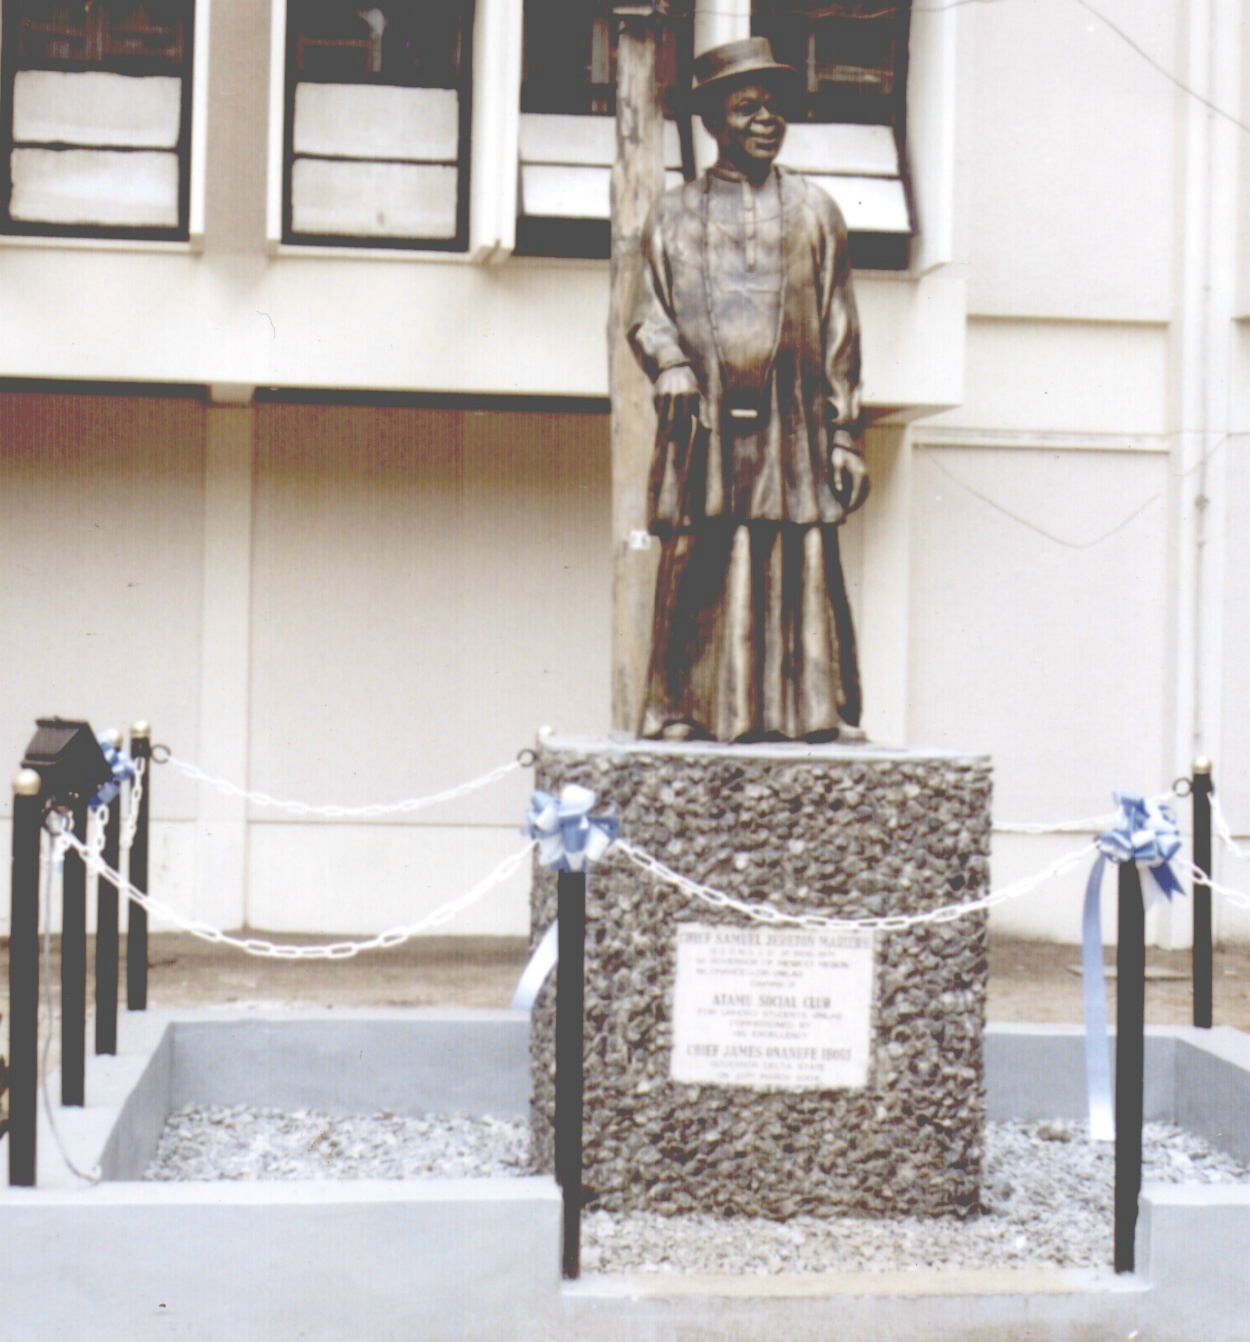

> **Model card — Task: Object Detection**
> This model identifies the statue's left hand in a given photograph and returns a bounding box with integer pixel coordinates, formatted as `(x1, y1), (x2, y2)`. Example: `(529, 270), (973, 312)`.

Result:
(830, 446), (870, 513)
(654, 365), (700, 442)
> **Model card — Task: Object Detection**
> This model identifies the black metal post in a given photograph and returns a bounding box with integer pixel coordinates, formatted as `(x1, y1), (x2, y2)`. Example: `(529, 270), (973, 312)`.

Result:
(127, 724), (151, 1012)
(1192, 758), (1214, 1030)
(94, 795), (121, 1055)
(1114, 860), (1146, 1274)
(60, 796), (88, 1107)
(9, 770), (43, 1186)
(554, 870), (587, 1280)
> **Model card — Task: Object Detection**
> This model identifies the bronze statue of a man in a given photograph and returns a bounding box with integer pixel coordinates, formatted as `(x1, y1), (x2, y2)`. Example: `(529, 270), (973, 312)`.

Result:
(629, 36), (869, 743)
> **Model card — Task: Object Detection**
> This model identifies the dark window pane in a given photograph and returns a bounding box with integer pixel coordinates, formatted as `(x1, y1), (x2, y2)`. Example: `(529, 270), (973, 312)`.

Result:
(104, 2), (186, 61)
(289, 0), (465, 88)
(752, 0), (909, 126)
(522, 0), (682, 117)
(17, 0), (188, 68)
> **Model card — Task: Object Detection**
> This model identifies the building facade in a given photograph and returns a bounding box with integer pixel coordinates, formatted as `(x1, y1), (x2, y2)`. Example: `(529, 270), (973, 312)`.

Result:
(0, 0), (1246, 947)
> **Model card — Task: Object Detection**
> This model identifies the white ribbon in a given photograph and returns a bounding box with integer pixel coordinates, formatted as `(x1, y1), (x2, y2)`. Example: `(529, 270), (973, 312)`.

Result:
(511, 920), (560, 1012)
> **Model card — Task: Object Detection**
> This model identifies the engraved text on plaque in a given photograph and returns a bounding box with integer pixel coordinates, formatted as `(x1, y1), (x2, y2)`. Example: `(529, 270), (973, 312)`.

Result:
(670, 923), (875, 1089)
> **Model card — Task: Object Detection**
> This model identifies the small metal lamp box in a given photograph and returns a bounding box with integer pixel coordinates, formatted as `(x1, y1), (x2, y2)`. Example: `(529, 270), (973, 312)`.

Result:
(21, 717), (113, 803)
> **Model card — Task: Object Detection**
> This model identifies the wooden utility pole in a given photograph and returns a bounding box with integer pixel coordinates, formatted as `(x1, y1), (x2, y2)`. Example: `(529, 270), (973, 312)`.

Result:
(608, 5), (669, 733)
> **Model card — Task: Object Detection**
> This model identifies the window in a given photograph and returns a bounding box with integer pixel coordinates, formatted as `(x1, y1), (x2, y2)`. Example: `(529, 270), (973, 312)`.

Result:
(283, 0), (473, 249)
(516, 0), (688, 258)
(753, 0), (908, 126)
(521, 0), (684, 118)
(0, 0), (194, 237)
(753, 1), (913, 268)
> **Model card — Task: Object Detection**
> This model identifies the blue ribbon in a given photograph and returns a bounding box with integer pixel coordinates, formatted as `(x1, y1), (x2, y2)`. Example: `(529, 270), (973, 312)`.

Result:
(523, 785), (618, 873)
(1082, 793), (1185, 1141)
(91, 736), (137, 810)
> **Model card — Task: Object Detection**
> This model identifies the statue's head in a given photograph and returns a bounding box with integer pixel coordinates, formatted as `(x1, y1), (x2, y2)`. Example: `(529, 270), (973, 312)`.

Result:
(691, 37), (797, 178)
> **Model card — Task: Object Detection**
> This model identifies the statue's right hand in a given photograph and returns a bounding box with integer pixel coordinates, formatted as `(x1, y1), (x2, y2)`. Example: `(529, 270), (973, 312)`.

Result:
(654, 366), (700, 440)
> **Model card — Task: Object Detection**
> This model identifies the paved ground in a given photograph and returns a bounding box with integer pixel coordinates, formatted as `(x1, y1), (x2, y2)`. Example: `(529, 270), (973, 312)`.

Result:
(5, 933), (1249, 1061)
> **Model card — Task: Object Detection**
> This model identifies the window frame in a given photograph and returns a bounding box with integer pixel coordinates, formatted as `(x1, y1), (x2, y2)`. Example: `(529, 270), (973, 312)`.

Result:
(280, 0), (476, 253)
(0, 0), (197, 241)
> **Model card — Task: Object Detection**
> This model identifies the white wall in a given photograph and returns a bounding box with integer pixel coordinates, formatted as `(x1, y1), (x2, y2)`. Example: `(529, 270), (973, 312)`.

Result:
(2, 0), (1248, 946)
(965, 0), (1178, 323)
(928, 0), (1249, 946)
(244, 404), (611, 933)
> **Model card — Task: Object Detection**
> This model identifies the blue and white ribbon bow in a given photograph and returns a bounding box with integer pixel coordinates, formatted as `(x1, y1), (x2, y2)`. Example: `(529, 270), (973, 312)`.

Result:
(523, 785), (618, 873)
(512, 786), (619, 1012)
(1082, 793), (1185, 1140)
(91, 735), (137, 810)
(1094, 794), (1184, 902)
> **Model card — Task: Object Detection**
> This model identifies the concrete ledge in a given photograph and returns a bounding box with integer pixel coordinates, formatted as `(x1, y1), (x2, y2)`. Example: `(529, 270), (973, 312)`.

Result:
(1135, 1184), (1250, 1341)
(985, 1024), (1177, 1123)
(0, 1179), (561, 1342)
(1175, 1027), (1250, 1161)
(560, 1270), (1148, 1342)
(568, 1265), (1119, 1297)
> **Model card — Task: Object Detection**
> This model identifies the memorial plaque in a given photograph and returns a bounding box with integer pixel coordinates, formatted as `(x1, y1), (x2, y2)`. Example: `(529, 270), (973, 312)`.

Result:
(670, 923), (875, 1090)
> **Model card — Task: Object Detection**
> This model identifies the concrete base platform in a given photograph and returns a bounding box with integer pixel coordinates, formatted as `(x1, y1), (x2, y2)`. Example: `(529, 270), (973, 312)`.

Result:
(0, 1010), (1247, 1340)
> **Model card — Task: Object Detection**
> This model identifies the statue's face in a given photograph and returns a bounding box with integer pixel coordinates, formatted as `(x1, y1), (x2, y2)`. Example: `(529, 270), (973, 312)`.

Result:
(715, 82), (787, 174)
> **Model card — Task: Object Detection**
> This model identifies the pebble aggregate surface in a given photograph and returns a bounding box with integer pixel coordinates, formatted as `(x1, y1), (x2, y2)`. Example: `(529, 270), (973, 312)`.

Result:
(144, 1106), (528, 1182)
(145, 1110), (1250, 1273)
(530, 741), (993, 1219)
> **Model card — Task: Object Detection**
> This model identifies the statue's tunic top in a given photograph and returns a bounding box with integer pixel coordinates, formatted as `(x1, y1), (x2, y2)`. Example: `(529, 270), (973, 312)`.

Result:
(629, 163), (862, 532)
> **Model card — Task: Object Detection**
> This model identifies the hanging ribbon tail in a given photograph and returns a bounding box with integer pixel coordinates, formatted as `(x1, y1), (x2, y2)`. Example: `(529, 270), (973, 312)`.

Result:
(1081, 853), (1115, 1142)
(1147, 861), (1185, 903)
(512, 920), (559, 1013)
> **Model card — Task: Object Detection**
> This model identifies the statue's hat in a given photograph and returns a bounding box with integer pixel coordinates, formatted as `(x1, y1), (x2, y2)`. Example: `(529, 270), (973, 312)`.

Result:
(690, 37), (799, 111)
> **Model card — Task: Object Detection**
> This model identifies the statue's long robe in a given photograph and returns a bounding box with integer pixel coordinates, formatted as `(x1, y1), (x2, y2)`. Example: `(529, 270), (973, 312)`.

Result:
(628, 164), (865, 741)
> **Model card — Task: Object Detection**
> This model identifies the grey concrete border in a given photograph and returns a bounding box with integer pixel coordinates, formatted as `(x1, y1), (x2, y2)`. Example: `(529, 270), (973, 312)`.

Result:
(169, 1012), (531, 1119)
(1, 1010), (1247, 1340)
(1, 1007), (558, 1342)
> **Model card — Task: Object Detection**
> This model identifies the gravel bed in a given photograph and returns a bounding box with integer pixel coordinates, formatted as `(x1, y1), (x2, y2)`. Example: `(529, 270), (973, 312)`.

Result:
(144, 1110), (1250, 1273)
(583, 1120), (1250, 1274)
(144, 1106), (528, 1182)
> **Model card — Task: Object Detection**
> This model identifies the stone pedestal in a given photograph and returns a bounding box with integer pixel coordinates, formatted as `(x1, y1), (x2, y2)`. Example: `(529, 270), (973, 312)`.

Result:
(529, 736), (991, 1220)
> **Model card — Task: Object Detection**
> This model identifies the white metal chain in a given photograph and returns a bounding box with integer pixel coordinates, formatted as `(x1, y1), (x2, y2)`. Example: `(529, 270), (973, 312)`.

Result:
(120, 755), (145, 852)
(57, 829), (534, 960)
(159, 752), (522, 819)
(47, 782), (1250, 957)
(1182, 858), (1250, 912)
(1211, 792), (1250, 861)
(612, 837), (1097, 932)
(86, 803), (108, 855)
